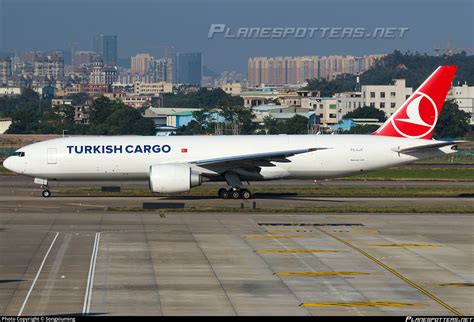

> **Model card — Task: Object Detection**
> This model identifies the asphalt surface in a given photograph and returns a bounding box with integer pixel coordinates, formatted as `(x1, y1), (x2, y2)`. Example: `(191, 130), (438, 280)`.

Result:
(2, 175), (474, 188)
(0, 175), (473, 212)
(0, 175), (473, 316)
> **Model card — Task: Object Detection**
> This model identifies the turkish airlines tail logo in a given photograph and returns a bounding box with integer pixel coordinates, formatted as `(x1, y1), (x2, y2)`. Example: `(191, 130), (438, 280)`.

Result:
(396, 96), (431, 127)
(373, 65), (457, 140)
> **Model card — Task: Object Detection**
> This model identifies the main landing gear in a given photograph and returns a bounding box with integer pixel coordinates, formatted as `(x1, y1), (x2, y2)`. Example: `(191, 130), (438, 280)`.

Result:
(218, 187), (252, 200)
(217, 172), (252, 199)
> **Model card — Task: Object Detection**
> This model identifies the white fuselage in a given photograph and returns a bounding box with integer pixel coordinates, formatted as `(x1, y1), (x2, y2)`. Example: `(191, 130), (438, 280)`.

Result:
(4, 134), (455, 182)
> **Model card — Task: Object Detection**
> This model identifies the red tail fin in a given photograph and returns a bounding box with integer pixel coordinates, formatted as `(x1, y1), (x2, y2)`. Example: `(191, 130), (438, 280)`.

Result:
(373, 65), (457, 139)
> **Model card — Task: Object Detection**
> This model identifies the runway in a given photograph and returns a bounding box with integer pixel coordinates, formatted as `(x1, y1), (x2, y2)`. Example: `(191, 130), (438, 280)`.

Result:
(0, 175), (473, 316)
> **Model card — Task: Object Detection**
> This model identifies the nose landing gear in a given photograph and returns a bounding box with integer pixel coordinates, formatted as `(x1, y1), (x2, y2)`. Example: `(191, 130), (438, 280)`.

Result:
(42, 188), (51, 198)
(34, 178), (51, 198)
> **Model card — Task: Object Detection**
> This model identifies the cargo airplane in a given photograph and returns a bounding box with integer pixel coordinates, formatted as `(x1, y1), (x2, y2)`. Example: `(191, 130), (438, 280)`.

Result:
(3, 66), (463, 199)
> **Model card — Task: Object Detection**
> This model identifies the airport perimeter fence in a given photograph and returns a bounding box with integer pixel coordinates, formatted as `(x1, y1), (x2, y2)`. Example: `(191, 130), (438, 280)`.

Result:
(426, 148), (474, 163)
(0, 142), (17, 160)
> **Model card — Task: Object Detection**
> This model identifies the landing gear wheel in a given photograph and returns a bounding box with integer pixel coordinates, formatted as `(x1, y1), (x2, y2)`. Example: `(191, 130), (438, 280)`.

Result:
(231, 190), (241, 199)
(222, 190), (230, 199)
(239, 189), (251, 200)
(218, 188), (228, 199)
(42, 189), (51, 198)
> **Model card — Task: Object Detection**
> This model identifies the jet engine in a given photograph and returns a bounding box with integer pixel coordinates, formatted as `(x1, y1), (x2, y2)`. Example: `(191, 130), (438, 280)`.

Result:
(149, 164), (202, 193)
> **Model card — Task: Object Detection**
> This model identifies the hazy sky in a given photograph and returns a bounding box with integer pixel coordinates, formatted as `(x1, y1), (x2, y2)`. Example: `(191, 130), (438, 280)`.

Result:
(0, 0), (472, 73)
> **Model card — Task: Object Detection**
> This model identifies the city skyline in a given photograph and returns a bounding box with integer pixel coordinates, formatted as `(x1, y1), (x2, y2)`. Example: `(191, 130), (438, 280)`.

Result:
(0, 0), (472, 74)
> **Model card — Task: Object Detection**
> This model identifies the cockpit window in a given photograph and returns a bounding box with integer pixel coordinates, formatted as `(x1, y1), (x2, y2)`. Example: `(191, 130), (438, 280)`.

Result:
(12, 151), (25, 157)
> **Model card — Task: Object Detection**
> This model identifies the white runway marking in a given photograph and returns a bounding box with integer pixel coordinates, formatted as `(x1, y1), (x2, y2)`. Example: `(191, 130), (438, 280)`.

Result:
(18, 232), (59, 316)
(83, 232), (101, 315)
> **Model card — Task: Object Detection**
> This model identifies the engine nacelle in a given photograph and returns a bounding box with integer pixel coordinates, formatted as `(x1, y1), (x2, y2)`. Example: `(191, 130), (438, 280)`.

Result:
(149, 164), (201, 193)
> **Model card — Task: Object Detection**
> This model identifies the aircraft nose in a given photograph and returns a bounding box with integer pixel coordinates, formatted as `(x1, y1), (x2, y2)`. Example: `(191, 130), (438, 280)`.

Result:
(3, 157), (13, 172)
(3, 156), (24, 174)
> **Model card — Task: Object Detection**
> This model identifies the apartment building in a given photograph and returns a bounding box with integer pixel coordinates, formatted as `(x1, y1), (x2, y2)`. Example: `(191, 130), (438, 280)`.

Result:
(33, 53), (64, 80)
(131, 54), (154, 75)
(448, 83), (474, 125)
(361, 79), (412, 117)
(334, 91), (364, 117)
(122, 95), (152, 108)
(133, 82), (173, 95)
(248, 54), (385, 86)
(0, 58), (12, 85)
(301, 97), (339, 126)
(219, 82), (241, 95)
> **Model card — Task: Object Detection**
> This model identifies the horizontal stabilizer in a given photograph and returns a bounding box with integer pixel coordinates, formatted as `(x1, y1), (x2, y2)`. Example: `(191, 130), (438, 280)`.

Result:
(392, 141), (466, 154)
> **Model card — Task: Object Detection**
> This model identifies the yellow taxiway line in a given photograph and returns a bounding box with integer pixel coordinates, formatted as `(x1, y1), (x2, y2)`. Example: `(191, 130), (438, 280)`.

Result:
(301, 301), (422, 308)
(256, 249), (338, 253)
(314, 227), (463, 316)
(275, 271), (372, 277)
(369, 243), (437, 247)
(243, 235), (315, 239)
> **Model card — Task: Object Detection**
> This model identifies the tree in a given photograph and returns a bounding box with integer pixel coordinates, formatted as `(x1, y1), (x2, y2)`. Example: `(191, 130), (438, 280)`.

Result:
(35, 104), (77, 134)
(218, 105), (255, 135)
(342, 124), (380, 134)
(434, 100), (471, 139)
(175, 120), (207, 135)
(276, 115), (308, 134)
(261, 116), (278, 134)
(305, 50), (474, 95)
(0, 88), (45, 119)
(162, 88), (244, 108)
(67, 93), (89, 106)
(192, 108), (214, 134)
(87, 98), (155, 135)
(174, 107), (218, 135)
(305, 74), (357, 96)
(6, 105), (41, 133)
(87, 96), (118, 124)
(343, 106), (387, 122)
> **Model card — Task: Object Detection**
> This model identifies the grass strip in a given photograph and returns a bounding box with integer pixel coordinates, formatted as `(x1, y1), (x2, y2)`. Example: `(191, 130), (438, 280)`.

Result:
(59, 186), (474, 198)
(353, 168), (473, 180)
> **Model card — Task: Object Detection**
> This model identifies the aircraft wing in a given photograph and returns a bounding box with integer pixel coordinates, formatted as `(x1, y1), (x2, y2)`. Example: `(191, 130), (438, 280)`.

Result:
(191, 147), (327, 169)
(392, 141), (466, 154)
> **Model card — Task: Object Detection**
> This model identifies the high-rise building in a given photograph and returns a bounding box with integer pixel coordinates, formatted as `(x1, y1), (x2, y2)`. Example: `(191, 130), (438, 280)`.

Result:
(93, 35), (102, 56)
(148, 58), (172, 83)
(33, 53), (64, 80)
(174, 52), (202, 85)
(102, 35), (118, 66)
(89, 57), (117, 85)
(93, 34), (118, 66)
(0, 58), (12, 85)
(131, 53), (153, 75)
(248, 54), (385, 87)
(73, 51), (100, 70)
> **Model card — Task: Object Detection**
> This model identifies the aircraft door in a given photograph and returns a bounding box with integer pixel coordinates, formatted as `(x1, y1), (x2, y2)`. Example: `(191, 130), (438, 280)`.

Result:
(47, 148), (57, 164)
